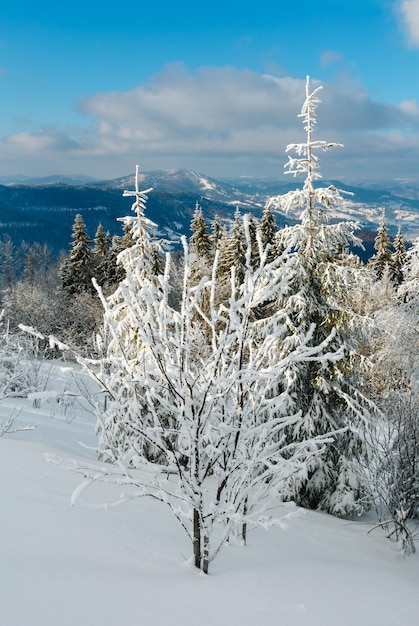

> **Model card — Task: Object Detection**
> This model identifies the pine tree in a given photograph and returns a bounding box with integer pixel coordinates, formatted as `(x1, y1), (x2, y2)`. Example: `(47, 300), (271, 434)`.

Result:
(60, 213), (95, 296)
(265, 76), (372, 518)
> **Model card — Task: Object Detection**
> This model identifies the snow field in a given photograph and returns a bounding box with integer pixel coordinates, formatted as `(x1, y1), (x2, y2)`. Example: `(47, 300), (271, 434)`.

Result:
(0, 365), (418, 626)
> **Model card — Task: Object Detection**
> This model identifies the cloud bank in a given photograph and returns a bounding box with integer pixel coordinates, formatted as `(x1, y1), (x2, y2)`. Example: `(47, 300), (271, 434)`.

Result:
(2, 64), (419, 181)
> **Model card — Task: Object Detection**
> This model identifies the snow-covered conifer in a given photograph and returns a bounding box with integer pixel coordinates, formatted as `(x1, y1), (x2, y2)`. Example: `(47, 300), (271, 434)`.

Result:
(93, 223), (113, 289)
(391, 226), (407, 285)
(210, 214), (224, 250)
(368, 213), (393, 281)
(189, 203), (212, 260)
(265, 76), (372, 517)
(0, 234), (18, 291)
(260, 204), (279, 263)
(60, 213), (95, 295)
(399, 236), (419, 303)
(217, 207), (246, 283)
(95, 166), (165, 461)
(93, 223), (110, 257)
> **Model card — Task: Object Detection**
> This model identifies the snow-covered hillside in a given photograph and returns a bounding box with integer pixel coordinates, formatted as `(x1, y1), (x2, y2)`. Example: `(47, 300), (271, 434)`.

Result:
(1, 362), (418, 626)
(108, 169), (419, 238)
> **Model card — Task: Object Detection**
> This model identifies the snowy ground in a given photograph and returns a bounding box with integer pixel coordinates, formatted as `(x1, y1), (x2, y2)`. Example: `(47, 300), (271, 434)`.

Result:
(1, 362), (418, 626)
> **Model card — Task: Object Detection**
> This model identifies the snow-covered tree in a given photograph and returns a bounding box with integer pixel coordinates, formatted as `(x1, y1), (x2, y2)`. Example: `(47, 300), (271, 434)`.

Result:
(189, 203), (212, 260)
(265, 76), (372, 517)
(217, 207), (246, 282)
(0, 311), (27, 399)
(260, 203), (279, 263)
(368, 213), (393, 281)
(210, 214), (224, 251)
(22, 242), (54, 287)
(369, 237), (419, 394)
(362, 236), (419, 553)
(399, 236), (419, 306)
(246, 213), (260, 269)
(95, 166), (164, 460)
(359, 391), (419, 554)
(0, 234), (18, 292)
(60, 213), (95, 295)
(67, 167), (354, 574)
(0, 310), (49, 401)
(92, 223), (112, 287)
(188, 203), (214, 309)
(391, 226), (407, 286)
(93, 223), (110, 257)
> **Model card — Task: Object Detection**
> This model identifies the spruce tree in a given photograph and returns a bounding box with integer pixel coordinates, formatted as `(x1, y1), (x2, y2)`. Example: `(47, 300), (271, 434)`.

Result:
(189, 203), (212, 260)
(60, 213), (95, 296)
(392, 226), (407, 286)
(217, 207), (246, 283)
(210, 214), (223, 251)
(93, 223), (112, 288)
(369, 214), (393, 281)
(105, 235), (126, 286)
(0, 235), (18, 291)
(265, 76), (372, 518)
(260, 203), (278, 263)
(96, 166), (165, 461)
(398, 236), (419, 304)
(246, 213), (260, 269)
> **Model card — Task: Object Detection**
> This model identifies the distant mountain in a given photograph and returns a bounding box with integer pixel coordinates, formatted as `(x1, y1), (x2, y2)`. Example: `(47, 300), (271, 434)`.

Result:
(98, 169), (266, 212)
(228, 176), (419, 240)
(0, 168), (418, 259)
(0, 174), (100, 186)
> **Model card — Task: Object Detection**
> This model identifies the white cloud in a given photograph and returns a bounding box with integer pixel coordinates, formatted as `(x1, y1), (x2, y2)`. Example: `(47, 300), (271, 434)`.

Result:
(2, 64), (419, 181)
(399, 98), (419, 116)
(80, 65), (419, 149)
(81, 65), (303, 139)
(398, 0), (419, 46)
(4, 127), (80, 152)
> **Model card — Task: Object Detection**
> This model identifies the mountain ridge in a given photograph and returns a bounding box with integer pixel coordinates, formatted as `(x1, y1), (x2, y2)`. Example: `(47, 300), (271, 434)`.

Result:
(0, 168), (418, 258)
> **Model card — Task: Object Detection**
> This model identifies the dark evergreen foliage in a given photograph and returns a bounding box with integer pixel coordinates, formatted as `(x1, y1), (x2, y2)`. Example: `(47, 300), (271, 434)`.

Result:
(391, 226), (407, 285)
(60, 214), (95, 296)
(189, 204), (212, 259)
(369, 214), (393, 280)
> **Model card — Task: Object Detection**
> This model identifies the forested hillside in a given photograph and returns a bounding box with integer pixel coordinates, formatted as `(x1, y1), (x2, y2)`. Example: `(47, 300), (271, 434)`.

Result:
(1, 165), (419, 260)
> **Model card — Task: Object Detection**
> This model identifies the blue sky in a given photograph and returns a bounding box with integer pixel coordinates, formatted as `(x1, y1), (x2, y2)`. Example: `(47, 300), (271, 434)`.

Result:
(0, 0), (419, 182)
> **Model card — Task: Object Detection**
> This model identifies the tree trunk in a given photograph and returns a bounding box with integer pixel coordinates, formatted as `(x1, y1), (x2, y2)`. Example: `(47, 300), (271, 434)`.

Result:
(202, 534), (210, 575)
(241, 497), (248, 545)
(193, 508), (201, 570)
